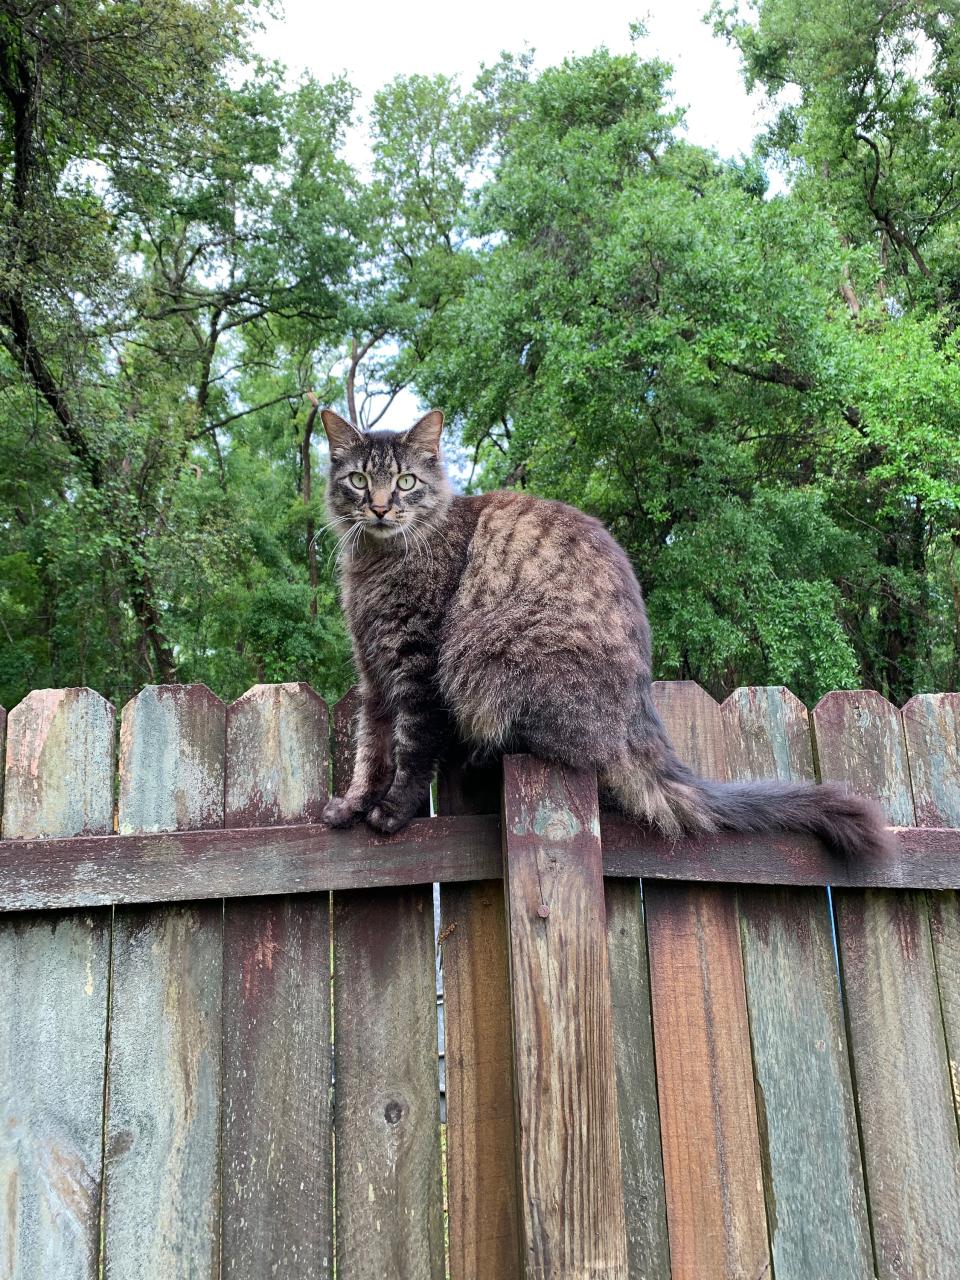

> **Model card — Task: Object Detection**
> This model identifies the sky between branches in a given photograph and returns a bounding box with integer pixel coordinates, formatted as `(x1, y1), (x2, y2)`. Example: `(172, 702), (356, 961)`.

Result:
(256, 0), (768, 170)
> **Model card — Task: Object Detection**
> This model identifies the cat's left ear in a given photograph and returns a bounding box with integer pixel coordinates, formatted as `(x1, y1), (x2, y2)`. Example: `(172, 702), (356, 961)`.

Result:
(404, 409), (444, 458)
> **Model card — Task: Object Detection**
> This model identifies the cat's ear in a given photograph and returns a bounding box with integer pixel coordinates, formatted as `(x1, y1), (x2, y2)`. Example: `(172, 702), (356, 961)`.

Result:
(320, 409), (364, 457)
(404, 409), (444, 458)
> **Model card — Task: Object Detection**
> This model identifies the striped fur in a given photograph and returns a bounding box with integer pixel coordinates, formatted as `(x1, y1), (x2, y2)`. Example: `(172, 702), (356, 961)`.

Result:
(318, 408), (891, 858)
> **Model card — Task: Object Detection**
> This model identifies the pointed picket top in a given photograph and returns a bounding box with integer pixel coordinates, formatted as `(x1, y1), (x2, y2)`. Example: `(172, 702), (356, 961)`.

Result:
(2, 687), (115, 839)
(331, 685), (361, 796)
(812, 689), (913, 826)
(652, 679), (729, 780)
(723, 685), (874, 1280)
(721, 686), (815, 783)
(0, 688), (113, 1275)
(901, 692), (960, 828)
(645, 680), (769, 1279)
(226, 682), (329, 828)
(119, 684), (225, 833)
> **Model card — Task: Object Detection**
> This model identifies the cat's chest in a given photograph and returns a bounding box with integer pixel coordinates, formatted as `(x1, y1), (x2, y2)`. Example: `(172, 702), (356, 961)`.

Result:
(344, 559), (443, 666)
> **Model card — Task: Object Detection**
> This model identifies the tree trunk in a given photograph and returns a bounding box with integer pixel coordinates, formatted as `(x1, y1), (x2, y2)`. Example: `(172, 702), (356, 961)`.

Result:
(304, 395), (319, 618)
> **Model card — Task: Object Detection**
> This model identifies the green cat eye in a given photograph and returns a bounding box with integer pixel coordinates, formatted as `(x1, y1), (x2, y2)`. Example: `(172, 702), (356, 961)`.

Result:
(348, 472), (367, 489)
(396, 473), (416, 491)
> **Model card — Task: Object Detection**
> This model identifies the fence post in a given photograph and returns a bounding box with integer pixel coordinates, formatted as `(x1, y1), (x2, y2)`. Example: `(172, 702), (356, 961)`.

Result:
(501, 754), (628, 1279)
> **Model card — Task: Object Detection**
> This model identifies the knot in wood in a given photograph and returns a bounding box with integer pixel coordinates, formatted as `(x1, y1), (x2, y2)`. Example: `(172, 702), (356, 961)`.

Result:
(384, 1100), (403, 1125)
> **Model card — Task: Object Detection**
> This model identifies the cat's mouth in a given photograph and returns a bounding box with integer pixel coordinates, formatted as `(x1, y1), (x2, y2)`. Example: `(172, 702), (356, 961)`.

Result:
(362, 519), (403, 539)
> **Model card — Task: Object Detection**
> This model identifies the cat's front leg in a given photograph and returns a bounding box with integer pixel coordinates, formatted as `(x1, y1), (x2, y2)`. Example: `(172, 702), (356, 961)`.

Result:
(322, 691), (394, 826)
(365, 702), (448, 834)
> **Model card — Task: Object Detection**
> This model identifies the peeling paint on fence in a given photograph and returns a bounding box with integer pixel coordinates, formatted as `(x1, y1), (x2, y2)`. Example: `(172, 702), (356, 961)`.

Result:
(118, 684), (225, 835)
(104, 684), (225, 1280)
(0, 687), (113, 1279)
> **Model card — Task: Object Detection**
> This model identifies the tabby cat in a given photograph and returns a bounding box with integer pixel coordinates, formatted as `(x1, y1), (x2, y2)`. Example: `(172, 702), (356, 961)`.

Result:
(319, 407), (889, 857)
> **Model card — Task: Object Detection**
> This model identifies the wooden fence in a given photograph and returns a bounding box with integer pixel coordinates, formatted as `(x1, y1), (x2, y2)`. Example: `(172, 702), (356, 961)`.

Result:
(0, 679), (958, 1279)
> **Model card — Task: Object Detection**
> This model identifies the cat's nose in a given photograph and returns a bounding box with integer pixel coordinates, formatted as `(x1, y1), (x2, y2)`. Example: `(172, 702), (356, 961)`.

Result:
(369, 503), (389, 519)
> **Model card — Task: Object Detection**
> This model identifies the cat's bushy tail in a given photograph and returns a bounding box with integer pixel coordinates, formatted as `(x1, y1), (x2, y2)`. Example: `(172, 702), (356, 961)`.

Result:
(601, 744), (892, 861)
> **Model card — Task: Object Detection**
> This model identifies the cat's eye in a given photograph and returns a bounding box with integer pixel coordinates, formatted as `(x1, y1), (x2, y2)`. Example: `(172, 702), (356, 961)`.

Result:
(396, 473), (416, 491)
(348, 472), (367, 489)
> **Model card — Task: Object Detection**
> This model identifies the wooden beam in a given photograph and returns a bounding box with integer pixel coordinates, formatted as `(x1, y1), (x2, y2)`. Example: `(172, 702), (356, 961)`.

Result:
(0, 813), (503, 909)
(0, 815), (959, 913)
(221, 683), (333, 1278)
(602, 820), (960, 888)
(438, 756), (523, 1280)
(501, 754), (627, 1278)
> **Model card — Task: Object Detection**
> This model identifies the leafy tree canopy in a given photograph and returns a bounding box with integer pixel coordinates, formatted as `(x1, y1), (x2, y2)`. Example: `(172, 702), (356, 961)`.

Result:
(1, 3), (958, 712)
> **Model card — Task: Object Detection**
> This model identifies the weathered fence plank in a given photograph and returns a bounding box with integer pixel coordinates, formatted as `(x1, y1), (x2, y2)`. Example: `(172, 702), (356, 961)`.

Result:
(604, 879), (670, 1277)
(222, 683), (332, 1277)
(103, 685), (225, 1280)
(437, 758), (522, 1280)
(0, 688), (113, 1280)
(1, 820), (959, 911)
(331, 692), (445, 1280)
(501, 754), (627, 1279)
(815, 689), (960, 1279)
(722, 686), (873, 1280)
(644, 680), (770, 1280)
(902, 692), (960, 1132)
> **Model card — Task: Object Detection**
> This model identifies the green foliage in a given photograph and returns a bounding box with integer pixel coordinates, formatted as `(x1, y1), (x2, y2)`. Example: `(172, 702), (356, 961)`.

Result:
(411, 42), (960, 703)
(1, 6), (958, 713)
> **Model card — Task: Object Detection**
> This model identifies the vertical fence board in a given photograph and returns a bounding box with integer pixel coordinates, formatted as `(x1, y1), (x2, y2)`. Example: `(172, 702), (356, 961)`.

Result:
(0, 689), (113, 1280)
(501, 754), (627, 1278)
(437, 759), (521, 1280)
(644, 680), (769, 1280)
(815, 689), (960, 1278)
(902, 692), (960, 1132)
(722, 686), (873, 1279)
(103, 685), (224, 1280)
(604, 879), (670, 1278)
(222, 682), (332, 1278)
(0, 705), (5, 817)
(331, 691), (445, 1280)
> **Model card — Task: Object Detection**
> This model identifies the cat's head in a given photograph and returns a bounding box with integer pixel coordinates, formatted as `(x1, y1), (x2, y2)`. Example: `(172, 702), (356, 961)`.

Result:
(320, 408), (451, 548)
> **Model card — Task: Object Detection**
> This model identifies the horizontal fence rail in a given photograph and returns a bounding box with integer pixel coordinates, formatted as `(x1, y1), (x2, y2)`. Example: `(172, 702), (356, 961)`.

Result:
(0, 822), (958, 911)
(2, 679), (960, 1280)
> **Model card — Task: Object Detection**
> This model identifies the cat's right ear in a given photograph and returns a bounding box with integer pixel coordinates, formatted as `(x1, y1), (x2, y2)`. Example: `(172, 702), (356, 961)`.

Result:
(320, 409), (364, 457)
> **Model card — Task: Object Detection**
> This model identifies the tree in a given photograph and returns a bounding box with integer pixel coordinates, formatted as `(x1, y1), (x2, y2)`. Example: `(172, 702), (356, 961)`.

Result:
(0, 1), (360, 707)
(407, 45), (960, 703)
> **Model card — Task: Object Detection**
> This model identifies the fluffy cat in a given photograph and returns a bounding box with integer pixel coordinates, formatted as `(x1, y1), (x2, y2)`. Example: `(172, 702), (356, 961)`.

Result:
(319, 406), (890, 857)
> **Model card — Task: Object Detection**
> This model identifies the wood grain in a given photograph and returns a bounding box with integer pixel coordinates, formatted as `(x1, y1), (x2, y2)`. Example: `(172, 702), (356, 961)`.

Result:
(722, 686), (872, 1280)
(501, 754), (627, 1279)
(603, 879), (670, 1278)
(644, 680), (770, 1280)
(331, 691), (445, 1280)
(902, 693), (960, 1135)
(222, 683), (333, 1277)
(437, 758), (521, 1280)
(0, 813), (502, 909)
(902, 692), (960, 828)
(103, 684), (225, 1280)
(0, 688), (114, 1280)
(815, 688), (960, 1278)
(1, 821), (959, 913)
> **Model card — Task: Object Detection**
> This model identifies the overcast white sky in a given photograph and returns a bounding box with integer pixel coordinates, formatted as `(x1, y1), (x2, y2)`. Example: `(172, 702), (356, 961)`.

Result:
(254, 1), (770, 426)
(256, 0), (768, 163)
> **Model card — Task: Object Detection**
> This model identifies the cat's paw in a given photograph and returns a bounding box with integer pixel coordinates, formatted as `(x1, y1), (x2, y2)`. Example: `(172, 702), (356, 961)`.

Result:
(322, 796), (358, 828)
(366, 802), (408, 835)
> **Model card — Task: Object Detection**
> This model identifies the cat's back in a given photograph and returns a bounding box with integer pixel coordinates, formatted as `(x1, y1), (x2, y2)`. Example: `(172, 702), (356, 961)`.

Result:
(451, 488), (642, 613)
